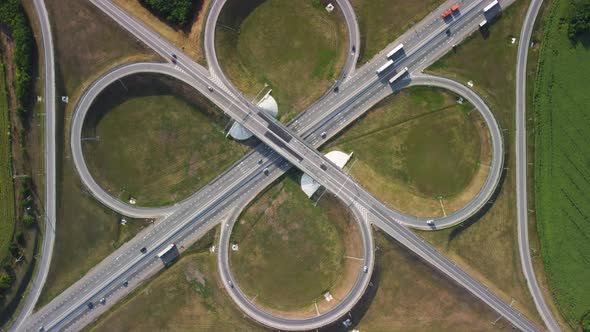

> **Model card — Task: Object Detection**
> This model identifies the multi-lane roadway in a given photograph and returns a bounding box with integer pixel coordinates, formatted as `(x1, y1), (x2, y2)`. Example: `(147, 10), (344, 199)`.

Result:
(12, 0), (557, 331)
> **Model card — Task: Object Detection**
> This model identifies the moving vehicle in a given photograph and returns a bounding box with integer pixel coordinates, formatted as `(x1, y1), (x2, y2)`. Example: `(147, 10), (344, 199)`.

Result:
(386, 43), (404, 59)
(363, 265), (368, 273)
(99, 297), (106, 305)
(140, 247), (147, 254)
(388, 67), (409, 84)
(376, 59), (394, 75)
(87, 302), (94, 310)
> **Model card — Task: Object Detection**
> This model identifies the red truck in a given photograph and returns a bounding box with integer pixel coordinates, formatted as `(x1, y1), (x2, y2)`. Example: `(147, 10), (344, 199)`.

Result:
(442, 3), (460, 18)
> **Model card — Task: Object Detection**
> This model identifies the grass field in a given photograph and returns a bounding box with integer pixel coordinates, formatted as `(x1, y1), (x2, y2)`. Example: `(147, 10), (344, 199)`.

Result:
(533, 0), (590, 327)
(85, 230), (266, 332)
(354, 231), (501, 331)
(325, 87), (487, 218)
(351, 0), (439, 64)
(422, 0), (547, 323)
(86, 227), (503, 331)
(112, 0), (209, 65)
(82, 74), (249, 207)
(0, 63), (15, 268)
(38, 0), (157, 307)
(230, 171), (362, 312)
(215, 0), (347, 122)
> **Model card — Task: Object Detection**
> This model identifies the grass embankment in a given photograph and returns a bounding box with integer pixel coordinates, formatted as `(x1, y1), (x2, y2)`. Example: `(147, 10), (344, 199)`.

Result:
(86, 227), (501, 331)
(113, 0), (209, 64)
(82, 74), (249, 207)
(421, 0), (545, 323)
(534, 0), (590, 327)
(0, 63), (15, 280)
(230, 172), (362, 313)
(355, 231), (500, 331)
(326, 87), (486, 218)
(351, 0), (439, 64)
(38, 0), (157, 307)
(85, 228), (266, 332)
(216, 0), (347, 122)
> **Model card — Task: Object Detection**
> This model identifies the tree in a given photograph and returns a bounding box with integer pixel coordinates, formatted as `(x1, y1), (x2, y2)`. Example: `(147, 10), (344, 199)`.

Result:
(23, 214), (34, 227)
(0, 272), (12, 290)
(568, 0), (590, 41)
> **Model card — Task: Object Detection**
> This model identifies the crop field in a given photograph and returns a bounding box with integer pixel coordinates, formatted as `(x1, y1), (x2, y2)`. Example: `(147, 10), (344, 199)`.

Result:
(351, 0), (439, 64)
(325, 87), (486, 218)
(230, 171), (362, 313)
(82, 74), (249, 207)
(533, 0), (590, 326)
(215, 0), (347, 122)
(0, 63), (15, 266)
(423, 0), (547, 323)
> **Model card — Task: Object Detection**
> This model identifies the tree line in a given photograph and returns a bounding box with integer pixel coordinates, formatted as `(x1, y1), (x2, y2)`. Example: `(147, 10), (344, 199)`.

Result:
(140, 0), (200, 28)
(568, 0), (590, 41)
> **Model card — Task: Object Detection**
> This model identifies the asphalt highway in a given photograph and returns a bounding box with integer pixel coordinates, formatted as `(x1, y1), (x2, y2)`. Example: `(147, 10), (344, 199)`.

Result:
(9, 0), (57, 330)
(515, 1), (561, 331)
(19, 0), (542, 331)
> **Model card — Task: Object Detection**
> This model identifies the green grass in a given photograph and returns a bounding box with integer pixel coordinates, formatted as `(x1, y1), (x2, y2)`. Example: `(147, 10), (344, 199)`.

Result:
(422, 0), (547, 323)
(230, 171), (360, 311)
(82, 74), (249, 207)
(215, 0), (347, 122)
(534, 0), (590, 327)
(0, 63), (15, 266)
(351, 0), (440, 64)
(85, 231), (266, 332)
(325, 87), (483, 217)
(356, 231), (501, 331)
(38, 0), (157, 307)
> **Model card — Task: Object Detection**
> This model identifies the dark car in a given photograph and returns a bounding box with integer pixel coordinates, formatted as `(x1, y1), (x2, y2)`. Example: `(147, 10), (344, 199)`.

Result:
(172, 54), (177, 59)
(87, 302), (94, 310)
(171, 57), (177, 64)
(140, 247), (147, 254)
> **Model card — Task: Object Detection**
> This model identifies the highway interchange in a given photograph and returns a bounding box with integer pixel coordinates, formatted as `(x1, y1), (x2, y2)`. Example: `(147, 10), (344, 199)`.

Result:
(11, 0), (560, 331)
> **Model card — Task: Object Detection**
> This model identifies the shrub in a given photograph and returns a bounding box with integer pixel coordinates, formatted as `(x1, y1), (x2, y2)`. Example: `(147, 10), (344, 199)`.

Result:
(568, 0), (590, 41)
(0, 272), (11, 290)
(23, 214), (34, 227)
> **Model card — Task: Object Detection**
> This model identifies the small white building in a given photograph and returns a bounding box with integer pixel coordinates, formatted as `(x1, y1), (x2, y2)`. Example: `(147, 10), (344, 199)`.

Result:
(228, 91), (278, 140)
(301, 151), (353, 198)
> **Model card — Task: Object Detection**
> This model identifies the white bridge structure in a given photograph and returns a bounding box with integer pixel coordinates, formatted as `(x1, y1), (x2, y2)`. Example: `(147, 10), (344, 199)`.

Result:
(301, 150), (353, 198)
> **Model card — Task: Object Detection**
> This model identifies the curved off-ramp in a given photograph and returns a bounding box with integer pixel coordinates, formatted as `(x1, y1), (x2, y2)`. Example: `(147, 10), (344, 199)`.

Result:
(10, 0), (56, 330)
(218, 199), (374, 331)
(204, 0), (360, 96)
(515, 0), (561, 330)
(402, 74), (504, 229)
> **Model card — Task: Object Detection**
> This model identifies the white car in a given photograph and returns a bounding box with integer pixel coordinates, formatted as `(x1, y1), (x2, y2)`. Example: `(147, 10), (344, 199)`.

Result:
(363, 265), (368, 273)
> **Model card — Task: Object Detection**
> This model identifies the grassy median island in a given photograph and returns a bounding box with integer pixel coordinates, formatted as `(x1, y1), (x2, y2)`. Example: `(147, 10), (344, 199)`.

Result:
(534, 0), (590, 327)
(352, 0), (440, 64)
(216, 0), (347, 122)
(230, 172), (362, 313)
(82, 73), (250, 207)
(326, 87), (487, 218)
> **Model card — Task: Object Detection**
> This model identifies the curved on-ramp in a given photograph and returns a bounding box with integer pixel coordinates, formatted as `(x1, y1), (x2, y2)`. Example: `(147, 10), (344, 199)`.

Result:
(217, 199), (374, 331)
